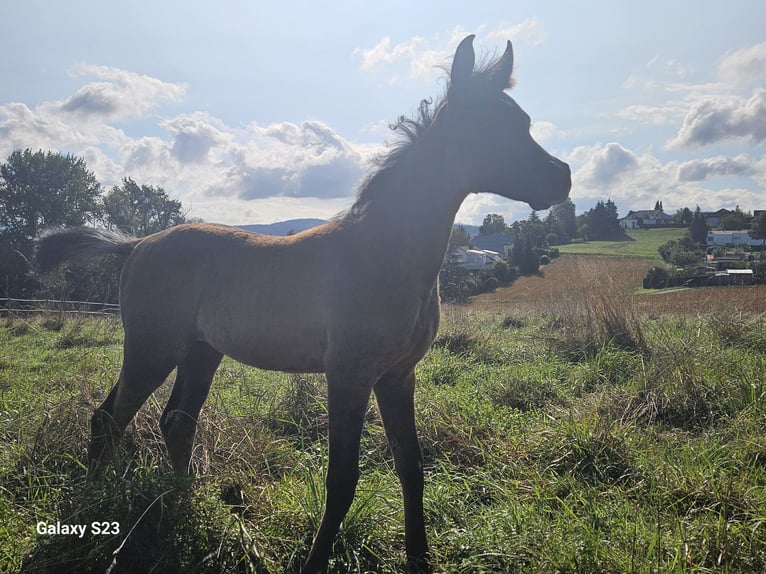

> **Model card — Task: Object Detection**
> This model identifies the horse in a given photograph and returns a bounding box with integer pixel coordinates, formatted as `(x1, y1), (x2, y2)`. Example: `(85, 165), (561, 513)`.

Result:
(35, 34), (570, 573)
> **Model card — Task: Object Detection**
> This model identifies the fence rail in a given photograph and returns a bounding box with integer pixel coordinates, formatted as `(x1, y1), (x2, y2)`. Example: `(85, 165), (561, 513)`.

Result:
(0, 298), (120, 316)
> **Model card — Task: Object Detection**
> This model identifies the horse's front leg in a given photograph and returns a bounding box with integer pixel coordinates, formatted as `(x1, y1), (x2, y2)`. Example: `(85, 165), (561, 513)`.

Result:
(301, 365), (374, 574)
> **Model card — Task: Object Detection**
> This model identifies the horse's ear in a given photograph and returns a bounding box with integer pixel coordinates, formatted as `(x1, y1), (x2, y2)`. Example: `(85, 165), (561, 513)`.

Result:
(489, 40), (514, 90)
(450, 34), (475, 88)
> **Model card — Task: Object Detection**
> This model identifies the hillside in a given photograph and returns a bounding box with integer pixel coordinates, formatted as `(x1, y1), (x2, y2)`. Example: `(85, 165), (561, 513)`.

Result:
(471, 253), (766, 316)
(556, 228), (686, 259)
(237, 218), (326, 236)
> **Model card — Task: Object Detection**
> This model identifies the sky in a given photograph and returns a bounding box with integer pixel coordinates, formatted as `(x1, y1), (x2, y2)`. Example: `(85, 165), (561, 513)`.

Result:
(2, 1), (766, 226)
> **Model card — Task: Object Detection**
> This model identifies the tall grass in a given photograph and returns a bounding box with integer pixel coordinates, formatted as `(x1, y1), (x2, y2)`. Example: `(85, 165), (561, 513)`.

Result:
(1, 296), (765, 572)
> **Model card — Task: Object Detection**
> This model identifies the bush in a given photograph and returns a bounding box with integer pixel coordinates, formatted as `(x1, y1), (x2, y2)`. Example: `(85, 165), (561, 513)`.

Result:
(643, 266), (669, 289)
(658, 234), (705, 267)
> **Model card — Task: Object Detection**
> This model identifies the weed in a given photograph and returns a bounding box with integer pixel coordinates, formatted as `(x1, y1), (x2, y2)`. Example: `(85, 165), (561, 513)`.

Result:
(2, 301), (765, 572)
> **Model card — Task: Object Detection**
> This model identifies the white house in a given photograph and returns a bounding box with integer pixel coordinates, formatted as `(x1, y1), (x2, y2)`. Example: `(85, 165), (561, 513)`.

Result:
(707, 230), (761, 247)
(619, 209), (675, 229)
(451, 247), (503, 270)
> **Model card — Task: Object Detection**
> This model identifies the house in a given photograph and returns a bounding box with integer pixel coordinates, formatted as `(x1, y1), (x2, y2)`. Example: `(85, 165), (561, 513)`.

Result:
(469, 232), (515, 258)
(702, 208), (731, 228)
(707, 230), (760, 248)
(451, 247), (503, 270)
(619, 209), (675, 229)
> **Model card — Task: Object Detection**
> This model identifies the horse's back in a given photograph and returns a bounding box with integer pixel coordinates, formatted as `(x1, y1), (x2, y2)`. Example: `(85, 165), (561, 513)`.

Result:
(118, 223), (335, 371)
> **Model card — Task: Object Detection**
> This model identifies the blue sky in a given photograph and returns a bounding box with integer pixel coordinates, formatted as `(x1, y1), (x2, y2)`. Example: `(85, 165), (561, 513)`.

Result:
(2, 1), (766, 225)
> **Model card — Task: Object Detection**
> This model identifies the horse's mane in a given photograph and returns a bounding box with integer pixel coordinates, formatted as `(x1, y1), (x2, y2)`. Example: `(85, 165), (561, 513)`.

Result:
(338, 55), (513, 223)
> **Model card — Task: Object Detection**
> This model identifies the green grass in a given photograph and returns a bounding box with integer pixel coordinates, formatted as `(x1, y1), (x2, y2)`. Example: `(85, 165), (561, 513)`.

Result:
(557, 228), (686, 259)
(1, 306), (765, 573)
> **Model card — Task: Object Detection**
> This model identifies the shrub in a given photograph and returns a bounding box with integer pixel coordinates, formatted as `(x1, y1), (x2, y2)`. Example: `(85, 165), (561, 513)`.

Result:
(643, 266), (669, 289)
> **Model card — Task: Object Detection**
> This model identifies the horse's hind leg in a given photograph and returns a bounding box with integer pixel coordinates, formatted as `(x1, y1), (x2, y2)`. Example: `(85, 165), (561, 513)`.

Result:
(160, 341), (222, 474)
(89, 353), (176, 473)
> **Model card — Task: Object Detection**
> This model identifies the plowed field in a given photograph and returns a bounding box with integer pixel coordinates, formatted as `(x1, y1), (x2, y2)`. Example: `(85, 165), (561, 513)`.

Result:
(468, 254), (766, 316)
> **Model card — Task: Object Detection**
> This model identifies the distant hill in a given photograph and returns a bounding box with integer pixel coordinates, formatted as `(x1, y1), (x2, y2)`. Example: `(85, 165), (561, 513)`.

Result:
(455, 223), (481, 238)
(237, 219), (480, 238)
(237, 218), (326, 236)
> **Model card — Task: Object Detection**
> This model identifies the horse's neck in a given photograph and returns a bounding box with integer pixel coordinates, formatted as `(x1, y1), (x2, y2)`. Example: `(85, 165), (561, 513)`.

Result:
(362, 138), (466, 286)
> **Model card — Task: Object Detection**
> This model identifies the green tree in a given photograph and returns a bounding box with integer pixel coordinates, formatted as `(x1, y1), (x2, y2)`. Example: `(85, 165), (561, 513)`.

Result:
(102, 178), (186, 236)
(718, 206), (751, 230)
(547, 198), (577, 244)
(675, 207), (693, 225)
(510, 218), (546, 275)
(448, 224), (471, 253)
(580, 199), (621, 240)
(689, 206), (708, 245)
(479, 213), (508, 235)
(750, 212), (766, 250)
(658, 234), (705, 267)
(0, 149), (102, 244)
(0, 149), (102, 296)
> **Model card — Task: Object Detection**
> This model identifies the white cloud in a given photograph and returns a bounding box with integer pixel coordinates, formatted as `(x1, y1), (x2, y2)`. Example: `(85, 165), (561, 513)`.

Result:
(62, 64), (186, 121)
(568, 142), (766, 215)
(676, 154), (755, 181)
(355, 36), (426, 72)
(575, 142), (639, 186)
(0, 66), (375, 225)
(667, 88), (766, 149)
(486, 18), (547, 47)
(162, 112), (228, 164)
(718, 42), (766, 87)
(456, 193), (529, 226)
(354, 20), (546, 81)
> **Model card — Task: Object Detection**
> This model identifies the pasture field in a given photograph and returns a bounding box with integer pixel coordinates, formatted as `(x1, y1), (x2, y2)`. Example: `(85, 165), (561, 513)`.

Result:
(556, 228), (687, 259)
(1, 271), (765, 572)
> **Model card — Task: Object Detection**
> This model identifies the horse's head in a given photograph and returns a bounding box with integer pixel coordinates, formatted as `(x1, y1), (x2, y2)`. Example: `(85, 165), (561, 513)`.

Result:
(439, 35), (571, 211)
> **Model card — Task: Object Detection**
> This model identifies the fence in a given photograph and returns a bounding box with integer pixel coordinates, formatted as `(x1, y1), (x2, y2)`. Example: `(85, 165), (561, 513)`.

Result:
(0, 298), (120, 316)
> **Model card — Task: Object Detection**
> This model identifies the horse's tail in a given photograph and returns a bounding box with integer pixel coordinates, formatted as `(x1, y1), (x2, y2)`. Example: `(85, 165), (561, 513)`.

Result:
(35, 227), (142, 274)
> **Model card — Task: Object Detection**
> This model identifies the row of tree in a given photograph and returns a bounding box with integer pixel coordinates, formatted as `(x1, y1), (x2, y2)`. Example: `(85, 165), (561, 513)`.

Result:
(476, 198), (623, 246)
(658, 205), (766, 268)
(0, 148), (188, 299)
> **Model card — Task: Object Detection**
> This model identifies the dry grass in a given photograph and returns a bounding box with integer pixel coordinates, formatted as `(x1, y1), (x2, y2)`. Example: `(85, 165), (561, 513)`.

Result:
(467, 254), (766, 317)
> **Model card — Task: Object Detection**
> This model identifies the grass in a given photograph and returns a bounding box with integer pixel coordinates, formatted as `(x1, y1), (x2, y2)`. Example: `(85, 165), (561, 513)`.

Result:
(1, 282), (765, 572)
(557, 228), (686, 259)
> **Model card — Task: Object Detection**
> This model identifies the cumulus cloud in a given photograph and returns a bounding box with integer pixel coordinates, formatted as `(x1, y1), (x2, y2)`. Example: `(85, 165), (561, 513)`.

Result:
(162, 112), (227, 164)
(354, 20), (546, 81)
(718, 42), (766, 86)
(576, 142), (638, 186)
(0, 64), (375, 225)
(567, 142), (766, 216)
(217, 120), (368, 200)
(61, 64), (186, 121)
(667, 89), (766, 148)
(676, 154), (755, 181)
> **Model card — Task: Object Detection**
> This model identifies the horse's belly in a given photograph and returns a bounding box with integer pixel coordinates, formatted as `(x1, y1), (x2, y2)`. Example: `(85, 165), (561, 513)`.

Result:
(203, 321), (328, 373)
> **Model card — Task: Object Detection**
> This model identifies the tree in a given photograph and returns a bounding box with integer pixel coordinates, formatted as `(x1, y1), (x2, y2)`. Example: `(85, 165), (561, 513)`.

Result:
(750, 212), (766, 250)
(675, 207), (693, 225)
(510, 218), (546, 275)
(718, 206), (751, 230)
(479, 213), (507, 235)
(102, 178), (186, 236)
(658, 235), (705, 267)
(0, 149), (102, 244)
(0, 149), (102, 296)
(547, 198), (577, 244)
(448, 224), (471, 253)
(689, 206), (708, 245)
(580, 199), (621, 240)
